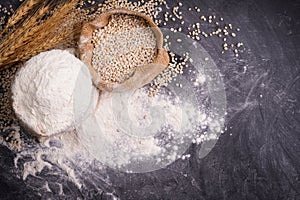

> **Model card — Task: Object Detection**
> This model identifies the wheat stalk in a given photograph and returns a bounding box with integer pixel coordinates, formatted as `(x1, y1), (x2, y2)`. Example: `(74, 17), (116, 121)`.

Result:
(0, 0), (43, 36)
(0, 0), (81, 69)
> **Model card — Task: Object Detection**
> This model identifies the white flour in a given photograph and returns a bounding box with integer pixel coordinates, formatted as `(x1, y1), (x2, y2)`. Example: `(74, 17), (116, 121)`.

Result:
(78, 88), (209, 172)
(10, 71), (223, 193)
(12, 49), (96, 137)
(9, 58), (223, 186)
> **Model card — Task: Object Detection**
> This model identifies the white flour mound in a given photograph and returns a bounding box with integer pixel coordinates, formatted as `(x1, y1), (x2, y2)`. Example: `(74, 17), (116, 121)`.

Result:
(12, 49), (96, 137)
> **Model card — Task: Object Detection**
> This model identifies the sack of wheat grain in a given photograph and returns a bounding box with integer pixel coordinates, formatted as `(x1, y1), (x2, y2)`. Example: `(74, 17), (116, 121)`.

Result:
(78, 9), (169, 92)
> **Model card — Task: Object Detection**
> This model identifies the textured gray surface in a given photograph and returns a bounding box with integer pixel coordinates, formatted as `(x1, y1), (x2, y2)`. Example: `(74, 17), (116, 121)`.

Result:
(0, 0), (300, 199)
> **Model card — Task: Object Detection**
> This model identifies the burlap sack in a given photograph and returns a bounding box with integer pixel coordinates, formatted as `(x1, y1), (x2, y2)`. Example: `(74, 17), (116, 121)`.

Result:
(78, 9), (169, 92)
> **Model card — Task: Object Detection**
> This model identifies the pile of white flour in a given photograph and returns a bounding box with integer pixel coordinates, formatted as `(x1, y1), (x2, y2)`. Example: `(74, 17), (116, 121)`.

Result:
(12, 49), (97, 137)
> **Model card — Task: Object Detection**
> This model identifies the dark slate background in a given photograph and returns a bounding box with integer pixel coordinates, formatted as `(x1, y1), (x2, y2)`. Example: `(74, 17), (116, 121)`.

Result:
(0, 0), (299, 199)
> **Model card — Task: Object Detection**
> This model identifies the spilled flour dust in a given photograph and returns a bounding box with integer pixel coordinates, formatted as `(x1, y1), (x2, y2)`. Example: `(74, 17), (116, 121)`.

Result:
(10, 69), (222, 181)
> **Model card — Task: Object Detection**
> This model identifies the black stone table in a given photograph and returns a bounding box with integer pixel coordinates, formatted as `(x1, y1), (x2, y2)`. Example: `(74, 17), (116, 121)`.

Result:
(0, 0), (299, 199)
